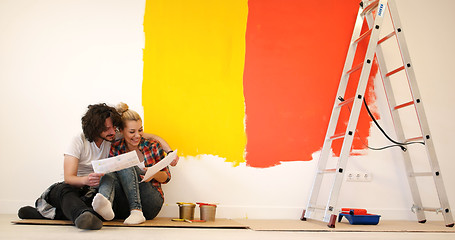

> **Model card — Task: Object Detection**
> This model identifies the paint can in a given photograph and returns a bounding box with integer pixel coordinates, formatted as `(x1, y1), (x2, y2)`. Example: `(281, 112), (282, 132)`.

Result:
(198, 203), (217, 222)
(177, 202), (195, 220)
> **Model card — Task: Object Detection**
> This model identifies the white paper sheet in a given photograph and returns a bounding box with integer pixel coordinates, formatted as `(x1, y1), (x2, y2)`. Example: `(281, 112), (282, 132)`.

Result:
(141, 149), (177, 182)
(91, 151), (140, 174)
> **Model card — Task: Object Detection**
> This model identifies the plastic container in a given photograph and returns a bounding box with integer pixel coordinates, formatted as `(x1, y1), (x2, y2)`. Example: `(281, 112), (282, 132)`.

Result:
(338, 213), (381, 225)
(177, 202), (196, 220)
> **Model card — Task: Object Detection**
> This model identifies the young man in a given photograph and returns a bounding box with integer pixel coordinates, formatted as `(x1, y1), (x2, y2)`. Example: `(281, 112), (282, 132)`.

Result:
(18, 103), (176, 230)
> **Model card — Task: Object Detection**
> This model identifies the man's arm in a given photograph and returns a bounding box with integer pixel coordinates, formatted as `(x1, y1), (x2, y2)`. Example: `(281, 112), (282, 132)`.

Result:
(143, 133), (172, 153)
(63, 155), (104, 188)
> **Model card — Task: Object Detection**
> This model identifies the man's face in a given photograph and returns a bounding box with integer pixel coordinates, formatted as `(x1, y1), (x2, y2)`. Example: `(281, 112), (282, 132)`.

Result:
(99, 117), (116, 142)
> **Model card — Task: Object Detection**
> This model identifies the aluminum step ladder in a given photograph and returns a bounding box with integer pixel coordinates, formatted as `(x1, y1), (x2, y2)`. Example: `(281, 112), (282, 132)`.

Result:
(301, 0), (454, 228)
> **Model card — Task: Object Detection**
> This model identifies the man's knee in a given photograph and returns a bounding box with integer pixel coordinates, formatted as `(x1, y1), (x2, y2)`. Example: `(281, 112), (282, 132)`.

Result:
(143, 203), (163, 220)
(49, 183), (80, 201)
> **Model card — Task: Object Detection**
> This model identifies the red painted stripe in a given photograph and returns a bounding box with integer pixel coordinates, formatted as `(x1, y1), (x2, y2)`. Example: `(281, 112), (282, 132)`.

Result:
(243, 0), (378, 167)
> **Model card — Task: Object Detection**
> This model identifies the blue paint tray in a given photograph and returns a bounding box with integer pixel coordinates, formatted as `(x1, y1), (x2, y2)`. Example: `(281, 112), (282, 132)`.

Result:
(338, 213), (381, 225)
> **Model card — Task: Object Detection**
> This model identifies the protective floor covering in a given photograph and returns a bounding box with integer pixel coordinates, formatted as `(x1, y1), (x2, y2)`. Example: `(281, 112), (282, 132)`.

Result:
(235, 219), (455, 232)
(12, 218), (455, 232)
(12, 217), (246, 229)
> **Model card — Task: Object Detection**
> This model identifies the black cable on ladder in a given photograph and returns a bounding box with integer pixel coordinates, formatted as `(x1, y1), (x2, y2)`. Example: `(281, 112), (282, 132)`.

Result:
(355, 132), (408, 151)
(362, 97), (425, 151)
(338, 96), (425, 151)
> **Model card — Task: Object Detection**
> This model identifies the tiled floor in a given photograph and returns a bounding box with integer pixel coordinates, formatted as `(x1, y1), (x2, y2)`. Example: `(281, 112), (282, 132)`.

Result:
(2, 215), (454, 240)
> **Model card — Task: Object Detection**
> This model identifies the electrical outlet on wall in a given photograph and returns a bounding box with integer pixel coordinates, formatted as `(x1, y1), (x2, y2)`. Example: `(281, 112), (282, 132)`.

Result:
(346, 172), (372, 182)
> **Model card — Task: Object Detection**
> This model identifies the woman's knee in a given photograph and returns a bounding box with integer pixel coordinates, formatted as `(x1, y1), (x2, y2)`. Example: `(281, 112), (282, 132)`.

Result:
(101, 172), (116, 182)
(116, 167), (141, 182)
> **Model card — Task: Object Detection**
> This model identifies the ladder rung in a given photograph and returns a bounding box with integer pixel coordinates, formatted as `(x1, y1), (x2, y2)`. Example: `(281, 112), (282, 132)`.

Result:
(411, 172), (433, 177)
(353, 29), (372, 44)
(385, 66), (405, 77)
(378, 32), (396, 44)
(406, 136), (424, 142)
(329, 133), (345, 141)
(422, 207), (444, 213)
(337, 97), (354, 108)
(361, 0), (379, 16)
(412, 205), (445, 213)
(319, 168), (337, 174)
(346, 62), (364, 75)
(309, 205), (326, 211)
(394, 101), (414, 110)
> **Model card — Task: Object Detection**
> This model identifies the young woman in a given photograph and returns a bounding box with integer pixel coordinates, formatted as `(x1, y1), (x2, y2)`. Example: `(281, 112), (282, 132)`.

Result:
(92, 102), (175, 224)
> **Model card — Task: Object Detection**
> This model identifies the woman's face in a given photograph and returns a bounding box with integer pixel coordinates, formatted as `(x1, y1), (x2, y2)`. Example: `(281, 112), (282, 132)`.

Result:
(121, 120), (143, 148)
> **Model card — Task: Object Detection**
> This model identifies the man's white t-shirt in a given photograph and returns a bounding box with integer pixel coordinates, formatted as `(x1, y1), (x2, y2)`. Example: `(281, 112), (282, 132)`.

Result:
(64, 132), (111, 176)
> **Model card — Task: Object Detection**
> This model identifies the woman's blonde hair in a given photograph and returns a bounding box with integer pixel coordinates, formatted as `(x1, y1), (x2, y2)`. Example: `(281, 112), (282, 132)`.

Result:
(115, 102), (142, 129)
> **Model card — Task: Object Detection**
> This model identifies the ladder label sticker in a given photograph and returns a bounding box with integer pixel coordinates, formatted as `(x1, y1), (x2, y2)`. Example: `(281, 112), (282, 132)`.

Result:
(378, 3), (385, 17)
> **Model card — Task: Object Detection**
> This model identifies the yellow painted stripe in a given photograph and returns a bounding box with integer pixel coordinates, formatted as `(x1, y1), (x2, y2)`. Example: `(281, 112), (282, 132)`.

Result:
(142, 0), (248, 165)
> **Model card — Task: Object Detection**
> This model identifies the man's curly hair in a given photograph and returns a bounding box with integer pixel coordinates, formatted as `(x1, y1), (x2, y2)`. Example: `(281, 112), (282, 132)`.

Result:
(81, 103), (122, 142)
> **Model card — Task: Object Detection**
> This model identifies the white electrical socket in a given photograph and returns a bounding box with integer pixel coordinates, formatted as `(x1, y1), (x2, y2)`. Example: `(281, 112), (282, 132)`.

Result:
(346, 172), (372, 182)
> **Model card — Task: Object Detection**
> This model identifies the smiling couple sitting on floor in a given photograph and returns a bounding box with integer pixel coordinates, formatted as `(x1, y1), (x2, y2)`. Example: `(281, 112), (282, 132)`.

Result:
(18, 103), (178, 230)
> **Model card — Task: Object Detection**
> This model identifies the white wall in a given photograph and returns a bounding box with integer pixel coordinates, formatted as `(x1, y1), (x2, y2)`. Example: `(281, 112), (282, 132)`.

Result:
(0, 0), (146, 212)
(0, 0), (454, 222)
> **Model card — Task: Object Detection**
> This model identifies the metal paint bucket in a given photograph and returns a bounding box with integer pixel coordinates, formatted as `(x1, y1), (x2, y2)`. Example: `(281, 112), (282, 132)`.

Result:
(177, 202), (195, 220)
(199, 203), (217, 221)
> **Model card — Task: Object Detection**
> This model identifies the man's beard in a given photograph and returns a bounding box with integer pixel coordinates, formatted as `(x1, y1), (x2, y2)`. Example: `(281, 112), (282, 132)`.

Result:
(102, 134), (116, 142)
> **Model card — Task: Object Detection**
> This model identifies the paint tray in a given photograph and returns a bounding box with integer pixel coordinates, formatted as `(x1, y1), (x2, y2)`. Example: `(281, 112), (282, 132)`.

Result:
(338, 213), (381, 225)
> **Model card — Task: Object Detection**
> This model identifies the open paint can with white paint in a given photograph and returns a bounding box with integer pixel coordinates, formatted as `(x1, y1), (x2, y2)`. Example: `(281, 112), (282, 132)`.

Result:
(177, 202), (196, 220)
(198, 203), (217, 221)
